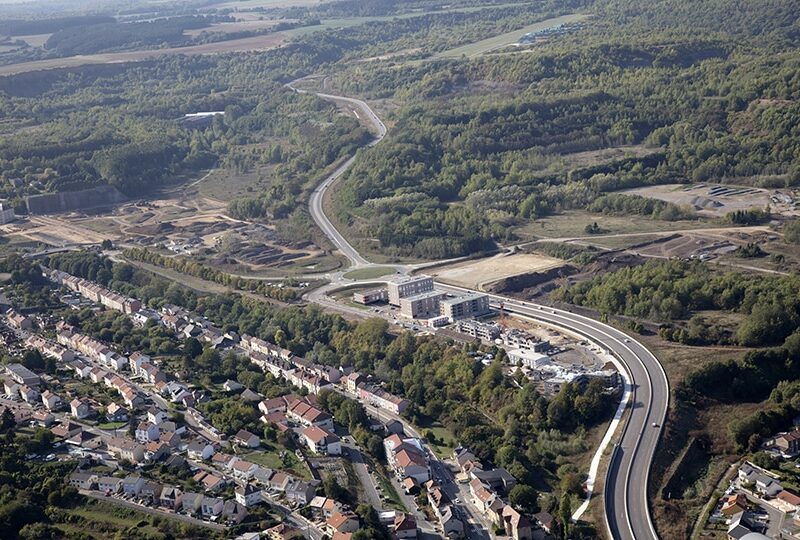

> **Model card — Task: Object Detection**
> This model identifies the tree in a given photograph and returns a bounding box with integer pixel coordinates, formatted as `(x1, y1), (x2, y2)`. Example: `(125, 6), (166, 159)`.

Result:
(509, 484), (539, 514)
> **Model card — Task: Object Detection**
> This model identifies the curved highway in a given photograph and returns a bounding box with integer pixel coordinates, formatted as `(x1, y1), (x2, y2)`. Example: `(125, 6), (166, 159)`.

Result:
(288, 84), (387, 269)
(295, 84), (668, 539)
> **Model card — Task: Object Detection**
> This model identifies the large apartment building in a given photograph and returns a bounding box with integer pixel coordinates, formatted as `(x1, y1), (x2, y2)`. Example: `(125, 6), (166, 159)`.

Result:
(388, 275), (434, 306)
(440, 293), (490, 322)
(399, 291), (445, 319)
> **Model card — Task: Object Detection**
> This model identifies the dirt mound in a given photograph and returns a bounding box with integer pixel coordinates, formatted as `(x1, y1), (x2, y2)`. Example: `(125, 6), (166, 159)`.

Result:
(487, 265), (577, 294)
(129, 222), (176, 236)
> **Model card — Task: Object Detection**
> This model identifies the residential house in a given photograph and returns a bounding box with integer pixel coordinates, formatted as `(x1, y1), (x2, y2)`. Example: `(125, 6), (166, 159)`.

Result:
(471, 468), (517, 495)
(69, 472), (98, 490)
(357, 382), (409, 414)
(98, 476), (123, 494)
(223, 380), (244, 392)
(3, 379), (19, 397)
(727, 511), (757, 540)
(106, 403), (128, 422)
(212, 452), (236, 470)
(259, 395), (294, 415)
(201, 496), (224, 518)
(502, 505), (532, 540)
(384, 434), (430, 483)
(534, 512), (554, 534)
(440, 507), (464, 539)
(286, 400), (334, 431)
(145, 441), (169, 462)
(777, 490), (800, 512)
(222, 500), (248, 525)
(89, 367), (108, 384)
(253, 468), (274, 487)
(235, 483), (263, 507)
(263, 523), (303, 540)
(135, 421), (160, 443)
(765, 430), (800, 457)
(70, 399), (92, 420)
(66, 430), (102, 449)
(309, 497), (340, 519)
(325, 512), (360, 536)
(147, 407), (168, 425)
(739, 463), (783, 498)
(108, 437), (146, 464)
(181, 492), (203, 515)
(31, 410), (55, 427)
(268, 471), (291, 492)
(187, 440), (215, 461)
(19, 385), (39, 404)
(141, 481), (163, 502)
(194, 471), (225, 492)
(721, 493), (748, 516)
(470, 478), (498, 515)
(129, 352), (151, 375)
(232, 460), (258, 481)
(393, 512), (418, 539)
(234, 429), (260, 448)
(122, 475), (145, 496)
(286, 480), (318, 505)
(41, 390), (62, 411)
(51, 421), (82, 439)
(160, 487), (183, 510)
(301, 426), (341, 456)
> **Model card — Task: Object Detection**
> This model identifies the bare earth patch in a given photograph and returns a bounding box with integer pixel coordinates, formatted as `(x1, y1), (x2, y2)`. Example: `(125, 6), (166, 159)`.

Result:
(430, 252), (564, 290)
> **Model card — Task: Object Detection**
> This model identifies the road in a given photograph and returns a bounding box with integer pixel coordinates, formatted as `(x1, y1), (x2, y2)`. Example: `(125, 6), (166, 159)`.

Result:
(287, 83), (387, 269)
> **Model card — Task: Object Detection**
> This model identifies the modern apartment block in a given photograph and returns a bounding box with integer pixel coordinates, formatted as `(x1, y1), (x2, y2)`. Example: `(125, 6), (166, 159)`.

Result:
(439, 293), (490, 322)
(399, 291), (445, 319)
(388, 275), (434, 306)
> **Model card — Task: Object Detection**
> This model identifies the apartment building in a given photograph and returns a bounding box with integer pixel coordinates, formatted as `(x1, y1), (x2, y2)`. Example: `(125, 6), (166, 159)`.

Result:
(387, 275), (434, 306)
(399, 291), (445, 319)
(439, 293), (490, 322)
(353, 288), (389, 305)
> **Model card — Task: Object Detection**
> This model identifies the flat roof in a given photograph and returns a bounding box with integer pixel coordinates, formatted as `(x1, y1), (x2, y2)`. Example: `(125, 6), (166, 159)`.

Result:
(401, 291), (444, 302)
(389, 274), (432, 285)
(441, 293), (487, 305)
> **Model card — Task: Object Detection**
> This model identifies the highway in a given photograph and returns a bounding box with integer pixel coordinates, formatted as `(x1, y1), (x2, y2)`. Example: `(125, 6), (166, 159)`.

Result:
(295, 84), (669, 539)
(288, 83), (387, 269)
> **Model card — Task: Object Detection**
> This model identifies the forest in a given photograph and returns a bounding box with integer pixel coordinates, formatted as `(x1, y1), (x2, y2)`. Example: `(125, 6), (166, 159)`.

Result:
(553, 258), (800, 347)
(326, 0), (800, 257)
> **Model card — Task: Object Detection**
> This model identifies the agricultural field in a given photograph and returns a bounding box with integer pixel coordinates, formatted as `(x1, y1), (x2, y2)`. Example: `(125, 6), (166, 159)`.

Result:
(430, 251), (565, 290)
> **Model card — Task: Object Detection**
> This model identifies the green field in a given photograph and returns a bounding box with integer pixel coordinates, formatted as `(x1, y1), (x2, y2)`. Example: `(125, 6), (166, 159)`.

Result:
(343, 266), (397, 280)
(433, 13), (589, 59)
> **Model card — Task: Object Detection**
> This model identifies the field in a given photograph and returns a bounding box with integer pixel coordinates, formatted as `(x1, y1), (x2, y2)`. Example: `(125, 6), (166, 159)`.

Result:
(343, 266), (397, 280)
(624, 183), (793, 218)
(429, 252), (564, 290)
(0, 32), (288, 76)
(433, 13), (589, 59)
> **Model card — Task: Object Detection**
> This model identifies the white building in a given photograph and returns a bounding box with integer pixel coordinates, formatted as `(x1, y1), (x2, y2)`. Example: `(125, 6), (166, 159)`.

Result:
(388, 275), (434, 306)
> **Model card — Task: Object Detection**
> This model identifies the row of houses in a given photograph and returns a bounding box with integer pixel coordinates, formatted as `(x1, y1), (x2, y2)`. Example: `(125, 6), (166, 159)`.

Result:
(68, 471), (248, 525)
(57, 328), (127, 372)
(25, 334), (75, 362)
(48, 270), (141, 314)
(455, 447), (549, 540)
(65, 359), (144, 409)
(343, 372), (409, 415)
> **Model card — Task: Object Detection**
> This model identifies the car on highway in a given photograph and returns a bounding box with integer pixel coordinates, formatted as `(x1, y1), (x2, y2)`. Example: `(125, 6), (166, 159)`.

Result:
(652, 422), (659, 427)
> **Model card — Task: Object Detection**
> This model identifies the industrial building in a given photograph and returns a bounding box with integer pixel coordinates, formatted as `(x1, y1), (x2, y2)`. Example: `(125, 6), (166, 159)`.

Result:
(399, 291), (445, 319)
(439, 293), (490, 322)
(388, 275), (434, 306)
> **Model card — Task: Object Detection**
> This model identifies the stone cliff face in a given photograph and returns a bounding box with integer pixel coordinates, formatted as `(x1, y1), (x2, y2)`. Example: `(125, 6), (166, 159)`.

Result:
(26, 185), (126, 214)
